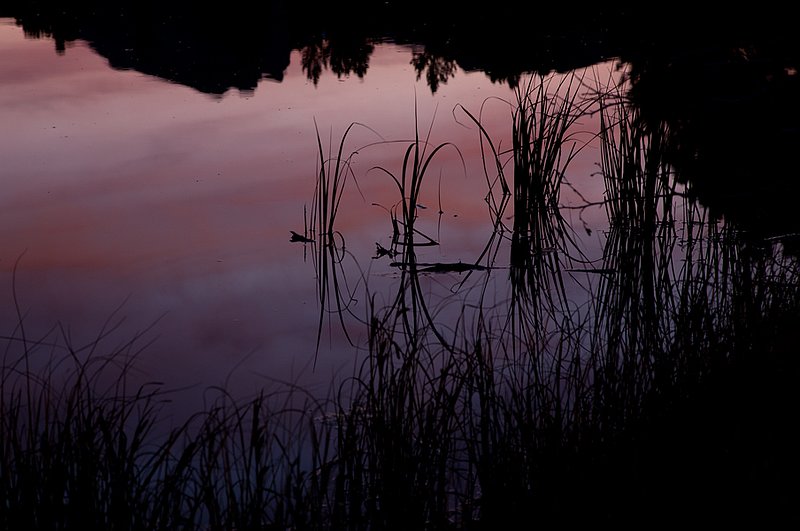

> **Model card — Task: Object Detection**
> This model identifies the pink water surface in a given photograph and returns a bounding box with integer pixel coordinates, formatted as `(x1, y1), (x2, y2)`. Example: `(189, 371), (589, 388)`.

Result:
(0, 19), (616, 406)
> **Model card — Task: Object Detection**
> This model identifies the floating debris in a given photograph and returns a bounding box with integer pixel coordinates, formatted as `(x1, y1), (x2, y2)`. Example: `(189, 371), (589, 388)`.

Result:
(290, 231), (314, 243)
(390, 261), (488, 273)
(373, 242), (396, 259)
(566, 268), (616, 275)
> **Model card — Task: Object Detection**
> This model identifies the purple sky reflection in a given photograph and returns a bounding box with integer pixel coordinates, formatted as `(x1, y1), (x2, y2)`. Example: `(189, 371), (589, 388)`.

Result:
(0, 19), (620, 411)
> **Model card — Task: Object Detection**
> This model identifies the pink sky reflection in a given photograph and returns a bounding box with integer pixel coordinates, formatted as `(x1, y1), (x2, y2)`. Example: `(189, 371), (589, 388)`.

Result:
(0, 20), (620, 406)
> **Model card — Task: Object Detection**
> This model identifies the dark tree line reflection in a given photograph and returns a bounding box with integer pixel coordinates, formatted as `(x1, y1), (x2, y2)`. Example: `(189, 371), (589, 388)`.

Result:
(0, 2), (699, 93)
(4, 2), (798, 235)
(301, 37), (374, 85)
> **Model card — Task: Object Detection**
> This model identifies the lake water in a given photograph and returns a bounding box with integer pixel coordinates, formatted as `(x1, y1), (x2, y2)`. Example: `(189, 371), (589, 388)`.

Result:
(3, 8), (799, 527)
(0, 18), (620, 404)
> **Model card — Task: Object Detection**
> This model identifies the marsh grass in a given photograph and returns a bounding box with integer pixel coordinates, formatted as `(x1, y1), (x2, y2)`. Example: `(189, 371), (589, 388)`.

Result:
(0, 310), (343, 530)
(599, 94), (675, 227)
(369, 103), (464, 256)
(4, 73), (800, 529)
(483, 74), (601, 378)
(0, 310), (190, 530)
(307, 121), (380, 363)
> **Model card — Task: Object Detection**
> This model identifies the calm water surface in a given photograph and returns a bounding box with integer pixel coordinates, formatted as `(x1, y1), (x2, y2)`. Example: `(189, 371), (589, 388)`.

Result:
(3, 9), (800, 526)
(0, 18), (618, 403)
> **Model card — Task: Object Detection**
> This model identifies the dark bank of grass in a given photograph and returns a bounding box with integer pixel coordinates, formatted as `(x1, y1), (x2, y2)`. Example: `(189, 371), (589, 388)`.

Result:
(0, 320), (340, 530)
(4, 78), (800, 529)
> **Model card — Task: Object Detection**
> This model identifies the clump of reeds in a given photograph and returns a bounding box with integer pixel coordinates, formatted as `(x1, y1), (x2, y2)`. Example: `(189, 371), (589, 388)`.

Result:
(598, 90), (674, 228)
(370, 104), (461, 256)
(506, 73), (596, 333)
(307, 122), (378, 363)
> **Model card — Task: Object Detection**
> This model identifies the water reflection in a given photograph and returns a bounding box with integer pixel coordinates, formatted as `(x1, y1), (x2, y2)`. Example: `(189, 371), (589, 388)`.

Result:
(289, 75), (800, 526)
(7, 3), (798, 240)
(410, 49), (457, 94)
(2, 2), (631, 94)
(301, 37), (374, 86)
(2, 9), (800, 527)
(0, 19), (520, 402)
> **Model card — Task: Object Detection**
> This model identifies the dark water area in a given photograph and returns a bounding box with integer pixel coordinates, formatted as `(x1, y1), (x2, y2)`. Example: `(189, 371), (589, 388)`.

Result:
(2, 3), (800, 528)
